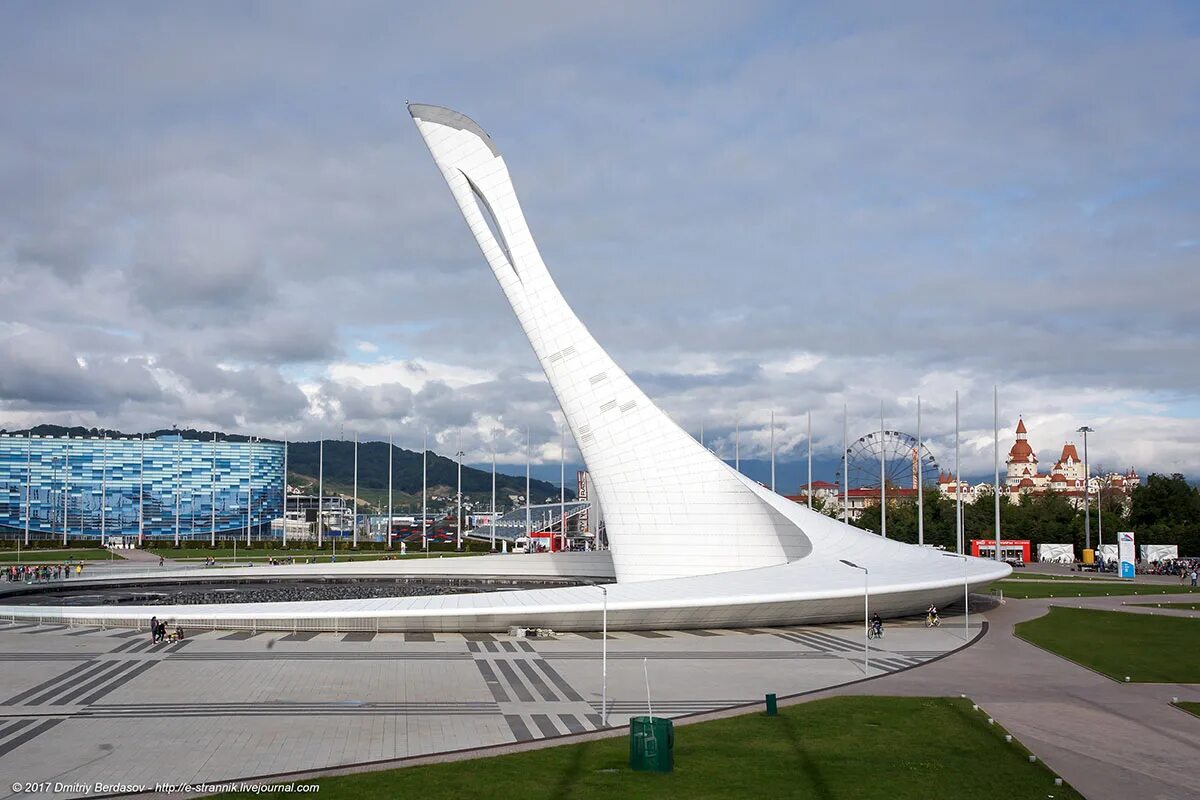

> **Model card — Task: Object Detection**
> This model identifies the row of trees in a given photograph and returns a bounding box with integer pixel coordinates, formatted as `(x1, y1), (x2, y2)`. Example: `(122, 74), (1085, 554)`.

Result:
(842, 473), (1199, 558)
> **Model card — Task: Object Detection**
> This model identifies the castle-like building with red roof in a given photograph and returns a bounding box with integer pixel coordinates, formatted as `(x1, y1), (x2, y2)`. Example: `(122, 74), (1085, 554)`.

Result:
(1003, 418), (1138, 505)
(934, 418), (1139, 506)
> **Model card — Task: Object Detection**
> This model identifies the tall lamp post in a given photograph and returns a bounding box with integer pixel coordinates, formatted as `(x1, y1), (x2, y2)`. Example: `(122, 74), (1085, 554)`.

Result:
(840, 559), (869, 676)
(591, 583), (609, 727)
(1077, 426), (1094, 552)
(952, 552), (970, 639)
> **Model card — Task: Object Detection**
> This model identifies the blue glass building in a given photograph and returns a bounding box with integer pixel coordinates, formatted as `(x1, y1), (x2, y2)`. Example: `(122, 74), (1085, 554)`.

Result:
(0, 434), (284, 541)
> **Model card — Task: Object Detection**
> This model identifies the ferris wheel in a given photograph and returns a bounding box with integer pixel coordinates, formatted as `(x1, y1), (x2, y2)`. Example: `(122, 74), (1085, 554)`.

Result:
(839, 429), (940, 490)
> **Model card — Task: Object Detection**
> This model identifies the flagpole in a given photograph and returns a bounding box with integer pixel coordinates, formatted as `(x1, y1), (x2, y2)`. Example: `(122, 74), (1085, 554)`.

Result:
(880, 400), (887, 538)
(421, 430), (428, 551)
(917, 395), (924, 546)
(842, 404), (849, 524)
(807, 411), (813, 509)
(352, 432), (359, 548)
(387, 432), (394, 550)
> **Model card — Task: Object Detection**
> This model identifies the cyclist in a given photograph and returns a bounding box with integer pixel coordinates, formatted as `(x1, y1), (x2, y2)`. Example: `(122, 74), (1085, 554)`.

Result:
(926, 604), (940, 628)
(869, 613), (883, 639)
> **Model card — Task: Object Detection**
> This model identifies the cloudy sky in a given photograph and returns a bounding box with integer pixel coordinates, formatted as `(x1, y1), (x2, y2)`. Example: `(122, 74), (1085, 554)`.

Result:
(1, 1), (1197, 480)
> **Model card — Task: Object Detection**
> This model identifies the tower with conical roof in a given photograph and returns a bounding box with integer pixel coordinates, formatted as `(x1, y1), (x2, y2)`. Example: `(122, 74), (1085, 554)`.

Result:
(1005, 417), (1039, 489)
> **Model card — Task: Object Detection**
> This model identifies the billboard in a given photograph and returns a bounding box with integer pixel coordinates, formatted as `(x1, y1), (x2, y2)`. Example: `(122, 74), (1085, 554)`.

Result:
(1117, 531), (1136, 579)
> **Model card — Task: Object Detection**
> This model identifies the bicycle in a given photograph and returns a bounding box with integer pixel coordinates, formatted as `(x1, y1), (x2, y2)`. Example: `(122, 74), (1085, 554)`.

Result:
(925, 614), (941, 628)
(867, 624), (884, 640)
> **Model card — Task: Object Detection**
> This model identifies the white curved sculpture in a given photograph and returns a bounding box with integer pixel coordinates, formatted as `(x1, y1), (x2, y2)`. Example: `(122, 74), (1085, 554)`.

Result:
(411, 103), (816, 583)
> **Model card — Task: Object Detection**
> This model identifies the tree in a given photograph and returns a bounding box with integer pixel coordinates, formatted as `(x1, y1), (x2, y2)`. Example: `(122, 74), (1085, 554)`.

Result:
(1129, 474), (1200, 556)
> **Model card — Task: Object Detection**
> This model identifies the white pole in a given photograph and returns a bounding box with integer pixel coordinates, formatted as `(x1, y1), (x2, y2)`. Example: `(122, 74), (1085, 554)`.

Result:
(842, 559), (869, 675)
(209, 433), (216, 548)
(1079, 427), (1092, 552)
(246, 437), (253, 547)
(955, 391), (962, 555)
(525, 426), (532, 543)
(917, 395), (924, 546)
(456, 430), (463, 551)
(643, 657), (654, 720)
(560, 422), (566, 552)
(863, 569), (869, 675)
(601, 585), (608, 726)
(318, 438), (324, 548)
(421, 430), (427, 551)
(282, 438), (289, 547)
(842, 404), (849, 524)
(880, 400), (887, 538)
(62, 435), (69, 546)
(994, 385), (1000, 561)
(140, 434), (146, 547)
(352, 432), (359, 548)
(387, 432), (394, 550)
(962, 555), (970, 639)
(174, 438), (180, 548)
(770, 410), (776, 493)
(807, 410), (812, 509)
(100, 431), (107, 544)
(24, 431), (31, 547)
(491, 436), (497, 551)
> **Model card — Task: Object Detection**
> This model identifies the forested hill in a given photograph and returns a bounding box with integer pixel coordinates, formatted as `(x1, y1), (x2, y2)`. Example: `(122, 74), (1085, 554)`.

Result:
(2, 426), (570, 500)
(285, 440), (570, 500)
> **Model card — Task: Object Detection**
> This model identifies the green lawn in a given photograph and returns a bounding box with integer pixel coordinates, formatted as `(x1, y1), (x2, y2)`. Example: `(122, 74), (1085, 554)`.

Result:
(1131, 602), (1200, 611)
(1015, 607), (1200, 682)
(0, 548), (117, 563)
(1004, 572), (1125, 581)
(211, 697), (1079, 800)
(996, 580), (1200, 599)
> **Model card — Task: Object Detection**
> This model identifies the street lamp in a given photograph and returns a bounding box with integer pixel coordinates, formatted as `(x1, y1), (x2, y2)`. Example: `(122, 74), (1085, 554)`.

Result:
(949, 553), (970, 640)
(839, 559), (869, 676)
(588, 582), (610, 727)
(1077, 426), (1094, 551)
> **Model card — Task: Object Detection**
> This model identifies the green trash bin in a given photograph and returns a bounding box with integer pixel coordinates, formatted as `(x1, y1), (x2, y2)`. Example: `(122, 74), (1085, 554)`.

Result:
(629, 715), (674, 773)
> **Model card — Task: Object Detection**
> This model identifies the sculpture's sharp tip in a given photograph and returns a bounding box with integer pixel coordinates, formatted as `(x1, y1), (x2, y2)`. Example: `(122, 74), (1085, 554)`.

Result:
(407, 104), (500, 156)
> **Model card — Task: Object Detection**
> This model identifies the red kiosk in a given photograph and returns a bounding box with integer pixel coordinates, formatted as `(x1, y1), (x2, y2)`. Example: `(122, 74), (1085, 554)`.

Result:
(970, 539), (1031, 563)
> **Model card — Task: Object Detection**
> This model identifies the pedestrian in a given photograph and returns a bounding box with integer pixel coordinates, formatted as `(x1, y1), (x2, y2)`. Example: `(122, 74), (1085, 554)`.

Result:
(149, 615), (159, 643)
(1191, 570), (1197, 588)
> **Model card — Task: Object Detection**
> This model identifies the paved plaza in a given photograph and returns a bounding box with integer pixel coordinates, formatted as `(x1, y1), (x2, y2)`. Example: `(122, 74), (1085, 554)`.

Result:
(0, 614), (973, 796)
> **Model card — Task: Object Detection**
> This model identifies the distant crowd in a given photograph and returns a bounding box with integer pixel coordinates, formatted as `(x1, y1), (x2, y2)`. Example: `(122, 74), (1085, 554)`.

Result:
(1147, 558), (1200, 583)
(1094, 557), (1200, 583)
(4, 562), (84, 583)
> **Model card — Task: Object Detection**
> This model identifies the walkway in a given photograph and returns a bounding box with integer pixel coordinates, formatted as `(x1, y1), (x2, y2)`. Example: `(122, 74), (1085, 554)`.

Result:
(800, 593), (1200, 800)
(0, 615), (975, 798)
